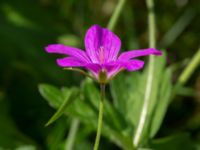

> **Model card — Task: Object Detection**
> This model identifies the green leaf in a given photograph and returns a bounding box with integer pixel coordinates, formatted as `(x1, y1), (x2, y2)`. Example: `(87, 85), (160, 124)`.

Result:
(111, 71), (143, 131)
(102, 125), (134, 150)
(142, 54), (168, 141)
(66, 87), (98, 126)
(111, 53), (171, 147)
(38, 83), (96, 131)
(150, 68), (172, 137)
(80, 79), (134, 149)
(68, 100), (97, 127)
(38, 84), (65, 108)
(150, 133), (195, 150)
(82, 78), (127, 132)
(14, 145), (36, 150)
(46, 119), (68, 150)
(175, 85), (196, 97)
(132, 52), (168, 145)
(81, 79), (100, 110)
(45, 88), (79, 126)
(110, 72), (141, 117)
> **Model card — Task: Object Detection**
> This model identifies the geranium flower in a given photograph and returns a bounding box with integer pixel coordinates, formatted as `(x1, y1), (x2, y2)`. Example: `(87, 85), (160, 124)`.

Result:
(45, 25), (162, 83)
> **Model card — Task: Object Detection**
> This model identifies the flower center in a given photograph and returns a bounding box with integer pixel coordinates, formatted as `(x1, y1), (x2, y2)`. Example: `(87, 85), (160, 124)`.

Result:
(98, 69), (107, 84)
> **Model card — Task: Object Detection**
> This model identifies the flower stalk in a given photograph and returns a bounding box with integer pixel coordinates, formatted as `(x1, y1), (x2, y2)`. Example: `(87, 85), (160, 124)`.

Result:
(93, 84), (106, 150)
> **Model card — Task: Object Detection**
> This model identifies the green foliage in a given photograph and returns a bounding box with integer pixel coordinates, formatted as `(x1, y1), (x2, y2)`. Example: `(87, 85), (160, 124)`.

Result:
(81, 79), (134, 149)
(37, 48), (200, 150)
(111, 52), (174, 147)
(39, 84), (79, 126)
(39, 84), (65, 108)
(14, 145), (36, 150)
(38, 52), (176, 150)
(0, 0), (199, 149)
(46, 119), (68, 150)
(150, 68), (172, 138)
(150, 133), (195, 150)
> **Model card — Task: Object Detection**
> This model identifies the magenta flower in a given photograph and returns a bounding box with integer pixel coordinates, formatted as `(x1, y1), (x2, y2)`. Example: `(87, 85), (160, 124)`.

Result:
(45, 25), (162, 83)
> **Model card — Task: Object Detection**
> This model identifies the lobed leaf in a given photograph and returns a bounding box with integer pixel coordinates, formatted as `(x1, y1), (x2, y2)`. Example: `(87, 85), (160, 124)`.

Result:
(150, 68), (172, 137)
(38, 84), (65, 108)
(150, 133), (195, 150)
(45, 88), (79, 126)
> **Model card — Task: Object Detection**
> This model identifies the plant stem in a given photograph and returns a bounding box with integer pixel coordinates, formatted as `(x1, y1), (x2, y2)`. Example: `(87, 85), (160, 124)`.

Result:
(65, 118), (80, 150)
(133, 0), (156, 147)
(147, 0), (156, 48)
(107, 0), (126, 30)
(178, 48), (200, 85)
(93, 84), (105, 150)
(93, 0), (126, 148)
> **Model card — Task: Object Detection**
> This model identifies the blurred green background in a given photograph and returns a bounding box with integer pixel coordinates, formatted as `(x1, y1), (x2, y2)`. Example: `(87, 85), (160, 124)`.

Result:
(0, 0), (199, 149)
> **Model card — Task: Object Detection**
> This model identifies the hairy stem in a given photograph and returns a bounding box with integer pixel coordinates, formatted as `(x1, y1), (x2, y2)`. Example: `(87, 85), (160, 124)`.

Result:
(133, 0), (156, 147)
(93, 84), (105, 150)
(107, 0), (126, 30)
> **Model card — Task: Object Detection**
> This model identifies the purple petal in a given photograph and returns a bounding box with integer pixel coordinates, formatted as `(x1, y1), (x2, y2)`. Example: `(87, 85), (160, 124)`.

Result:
(118, 48), (162, 61)
(45, 44), (90, 62)
(103, 62), (121, 72)
(84, 63), (102, 78)
(103, 60), (144, 78)
(103, 62), (122, 78)
(84, 25), (121, 63)
(85, 63), (101, 73)
(56, 57), (85, 67)
(121, 60), (144, 71)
